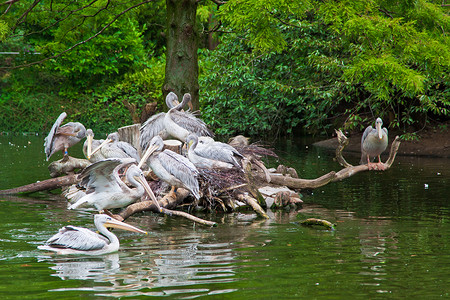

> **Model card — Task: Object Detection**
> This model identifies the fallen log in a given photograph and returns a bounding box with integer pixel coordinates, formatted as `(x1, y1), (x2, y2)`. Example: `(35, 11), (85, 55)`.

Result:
(0, 174), (78, 195)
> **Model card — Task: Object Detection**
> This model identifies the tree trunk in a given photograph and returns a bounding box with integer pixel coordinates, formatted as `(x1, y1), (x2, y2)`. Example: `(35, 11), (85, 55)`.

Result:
(163, 0), (200, 110)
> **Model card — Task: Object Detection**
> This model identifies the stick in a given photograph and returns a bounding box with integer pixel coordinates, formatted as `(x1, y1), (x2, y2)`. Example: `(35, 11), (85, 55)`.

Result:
(161, 208), (218, 226)
(236, 193), (269, 219)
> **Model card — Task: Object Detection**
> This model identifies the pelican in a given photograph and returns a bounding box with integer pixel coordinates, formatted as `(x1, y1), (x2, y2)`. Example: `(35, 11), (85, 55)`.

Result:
(90, 132), (140, 161)
(82, 129), (107, 162)
(140, 92), (213, 151)
(186, 133), (243, 169)
(360, 117), (388, 170)
(38, 214), (147, 255)
(163, 93), (214, 143)
(68, 158), (162, 212)
(44, 112), (87, 161)
(138, 136), (200, 200)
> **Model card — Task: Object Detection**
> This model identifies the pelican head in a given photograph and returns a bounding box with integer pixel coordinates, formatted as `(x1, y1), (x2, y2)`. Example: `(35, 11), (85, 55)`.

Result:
(138, 136), (164, 169)
(97, 214), (147, 234)
(375, 118), (383, 139)
(166, 92), (179, 109)
(89, 133), (115, 159)
(127, 165), (162, 212)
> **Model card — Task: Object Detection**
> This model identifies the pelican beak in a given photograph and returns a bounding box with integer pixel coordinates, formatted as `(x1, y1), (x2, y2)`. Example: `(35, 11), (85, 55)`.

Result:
(135, 174), (163, 213)
(104, 218), (147, 234)
(138, 144), (159, 169)
(376, 122), (383, 139)
(86, 134), (93, 159)
(90, 138), (112, 157)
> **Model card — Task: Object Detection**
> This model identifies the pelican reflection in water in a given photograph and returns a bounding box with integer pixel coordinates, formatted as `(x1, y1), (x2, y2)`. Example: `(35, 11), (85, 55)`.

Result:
(360, 117), (388, 170)
(44, 112), (87, 161)
(38, 214), (147, 255)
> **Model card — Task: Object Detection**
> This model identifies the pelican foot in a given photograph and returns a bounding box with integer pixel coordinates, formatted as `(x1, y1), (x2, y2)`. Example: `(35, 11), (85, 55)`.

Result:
(375, 162), (387, 171)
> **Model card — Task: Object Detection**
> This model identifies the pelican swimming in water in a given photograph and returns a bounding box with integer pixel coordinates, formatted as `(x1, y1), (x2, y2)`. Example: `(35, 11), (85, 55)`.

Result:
(82, 129), (107, 162)
(44, 112), (87, 161)
(360, 117), (388, 170)
(138, 136), (200, 200)
(38, 214), (147, 255)
(186, 133), (243, 170)
(89, 132), (140, 161)
(68, 158), (162, 212)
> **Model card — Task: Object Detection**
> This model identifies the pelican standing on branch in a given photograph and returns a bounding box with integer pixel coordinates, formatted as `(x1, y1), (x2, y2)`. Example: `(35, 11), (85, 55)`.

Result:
(44, 112), (87, 161)
(360, 117), (388, 170)
(68, 158), (162, 212)
(186, 133), (243, 170)
(138, 136), (200, 200)
(38, 214), (147, 255)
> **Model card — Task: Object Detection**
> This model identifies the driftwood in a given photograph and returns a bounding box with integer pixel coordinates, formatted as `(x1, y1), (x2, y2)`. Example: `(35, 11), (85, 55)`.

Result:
(0, 174), (78, 195)
(48, 156), (90, 177)
(300, 218), (336, 230)
(0, 129), (401, 223)
(332, 129), (401, 180)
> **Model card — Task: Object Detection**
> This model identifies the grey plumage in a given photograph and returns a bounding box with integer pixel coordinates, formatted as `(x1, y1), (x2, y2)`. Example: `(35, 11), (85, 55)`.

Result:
(186, 133), (243, 169)
(360, 117), (388, 168)
(38, 214), (146, 255)
(44, 112), (86, 160)
(163, 93), (214, 143)
(139, 136), (200, 200)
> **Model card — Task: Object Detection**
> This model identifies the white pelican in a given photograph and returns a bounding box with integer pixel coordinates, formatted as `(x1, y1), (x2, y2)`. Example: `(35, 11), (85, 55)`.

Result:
(360, 117), (388, 170)
(89, 132), (140, 161)
(138, 136), (200, 200)
(44, 112), (87, 161)
(186, 133), (243, 169)
(68, 158), (162, 212)
(163, 93), (213, 143)
(82, 129), (107, 162)
(38, 214), (147, 255)
(140, 92), (213, 151)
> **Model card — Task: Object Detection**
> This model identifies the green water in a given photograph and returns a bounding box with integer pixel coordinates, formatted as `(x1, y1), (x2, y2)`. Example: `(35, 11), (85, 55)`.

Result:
(0, 134), (448, 299)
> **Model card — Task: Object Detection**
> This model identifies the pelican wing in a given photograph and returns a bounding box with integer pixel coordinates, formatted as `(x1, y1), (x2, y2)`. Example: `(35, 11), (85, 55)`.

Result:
(45, 225), (109, 251)
(116, 141), (140, 161)
(44, 112), (67, 160)
(162, 149), (198, 175)
(360, 125), (374, 151)
(140, 113), (166, 151)
(159, 149), (199, 192)
(171, 111), (214, 137)
(56, 122), (78, 136)
(79, 158), (136, 194)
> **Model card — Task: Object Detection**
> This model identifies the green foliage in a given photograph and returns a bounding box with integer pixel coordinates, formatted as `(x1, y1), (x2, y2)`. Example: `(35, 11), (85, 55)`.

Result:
(0, 0), (166, 133)
(200, 0), (450, 137)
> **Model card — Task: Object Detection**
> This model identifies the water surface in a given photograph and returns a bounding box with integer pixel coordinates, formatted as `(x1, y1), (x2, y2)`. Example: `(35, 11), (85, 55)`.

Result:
(0, 134), (448, 299)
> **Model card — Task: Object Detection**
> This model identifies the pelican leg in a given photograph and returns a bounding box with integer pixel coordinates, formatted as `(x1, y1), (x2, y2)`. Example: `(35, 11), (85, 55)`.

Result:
(367, 156), (373, 170)
(376, 155), (386, 171)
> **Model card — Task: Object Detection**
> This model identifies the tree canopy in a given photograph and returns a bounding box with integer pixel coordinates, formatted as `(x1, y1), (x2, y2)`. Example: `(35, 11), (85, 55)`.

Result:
(0, 0), (448, 138)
